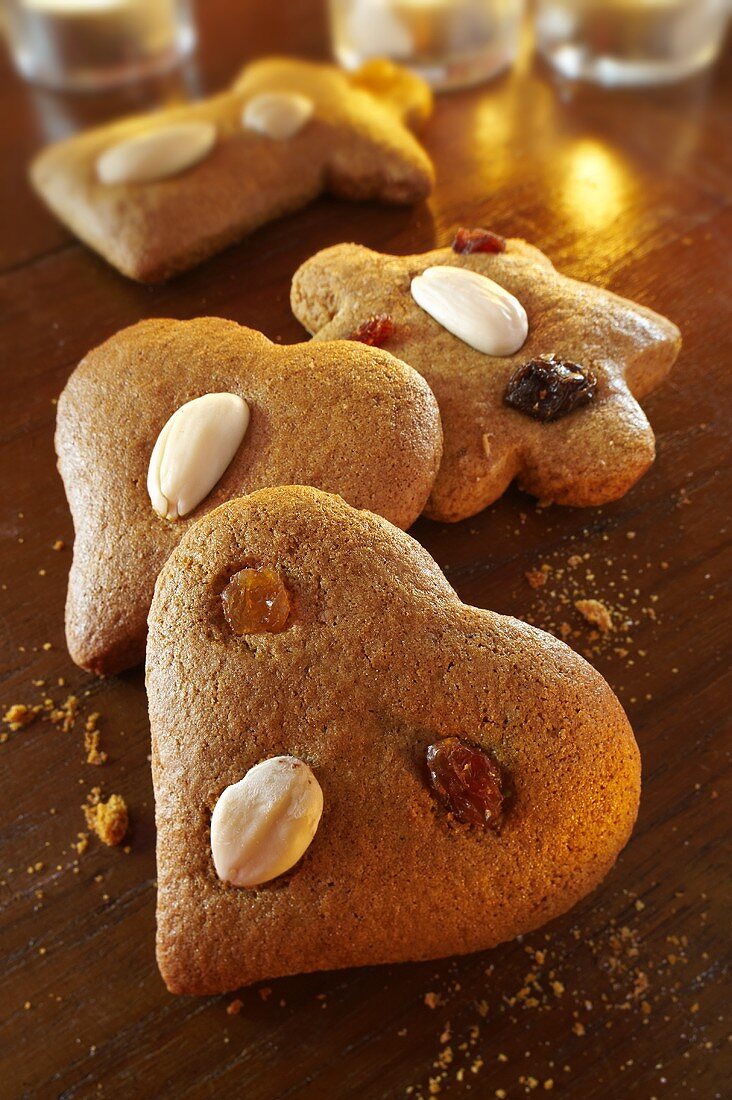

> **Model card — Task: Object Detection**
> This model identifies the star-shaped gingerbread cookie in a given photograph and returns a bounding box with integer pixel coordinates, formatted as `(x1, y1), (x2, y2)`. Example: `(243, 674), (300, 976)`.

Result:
(291, 231), (681, 521)
(56, 317), (442, 675)
(31, 58), (434, 282)
(147, 486), (640, 994)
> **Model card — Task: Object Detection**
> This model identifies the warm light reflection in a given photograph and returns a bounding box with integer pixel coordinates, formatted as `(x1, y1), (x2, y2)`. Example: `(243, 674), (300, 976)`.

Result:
(472, 73), (557, 167)
(471, 93), (515, 154)
(560, 139), (630, 231)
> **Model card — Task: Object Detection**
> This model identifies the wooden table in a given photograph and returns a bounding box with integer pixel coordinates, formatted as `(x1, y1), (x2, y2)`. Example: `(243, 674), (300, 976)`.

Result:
(1, 3), (730, 1097)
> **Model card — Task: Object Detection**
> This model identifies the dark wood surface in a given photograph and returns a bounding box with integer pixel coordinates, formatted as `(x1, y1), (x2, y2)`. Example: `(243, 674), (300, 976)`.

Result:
(1, 2), (730, 1097)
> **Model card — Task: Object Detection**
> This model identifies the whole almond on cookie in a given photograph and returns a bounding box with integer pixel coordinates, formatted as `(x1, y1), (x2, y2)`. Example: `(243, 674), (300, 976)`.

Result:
(211, 757), (324, 888)
(147, 393), (250, 520)
(96, 122), (217, 186)
(410, 266), (528, 355)
(147, 486), (641, 995)
(55, 318), (442, 676)
(242, 92), (315, 140)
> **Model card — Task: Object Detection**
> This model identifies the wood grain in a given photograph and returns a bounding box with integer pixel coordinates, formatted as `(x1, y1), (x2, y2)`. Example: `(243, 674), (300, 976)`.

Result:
(1, 4), (730, 1097)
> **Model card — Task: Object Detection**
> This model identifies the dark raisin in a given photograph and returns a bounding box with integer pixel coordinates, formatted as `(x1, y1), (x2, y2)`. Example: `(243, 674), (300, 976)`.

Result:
(349, 314), (395, 347)
(426, 736), (505, 829)
(504, 354), (597, 422)
(452, 227), (506, 255)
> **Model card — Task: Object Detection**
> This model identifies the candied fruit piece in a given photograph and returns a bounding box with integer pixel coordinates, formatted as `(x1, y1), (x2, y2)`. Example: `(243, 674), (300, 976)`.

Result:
(426, 736), (505, 828)
(222, 567), (290, 635)
(452, 227), (506, 255)
(350, 314), (395, 347)
(350, 60), (408, 106)
(504, 354), (597, 422)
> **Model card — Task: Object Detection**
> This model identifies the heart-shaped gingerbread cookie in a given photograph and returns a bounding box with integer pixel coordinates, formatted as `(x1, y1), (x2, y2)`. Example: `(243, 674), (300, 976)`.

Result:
(56, 318), (442, 675)
(291, 233), (681, 521)
(147, 486), (640, 995)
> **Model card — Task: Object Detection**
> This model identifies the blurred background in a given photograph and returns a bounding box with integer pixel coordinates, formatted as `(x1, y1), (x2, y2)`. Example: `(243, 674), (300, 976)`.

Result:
(1, 0), (729, 100)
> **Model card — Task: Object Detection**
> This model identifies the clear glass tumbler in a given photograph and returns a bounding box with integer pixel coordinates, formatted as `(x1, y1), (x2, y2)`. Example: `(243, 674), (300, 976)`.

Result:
(3, 0), (196, 92)
(328, 0), (526, 91)
(535, 0), (730, 86)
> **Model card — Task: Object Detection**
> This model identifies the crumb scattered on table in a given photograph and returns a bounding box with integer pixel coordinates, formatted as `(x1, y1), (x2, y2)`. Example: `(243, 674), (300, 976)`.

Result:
(574, 598), (614, 634)
(84, 713), (107, 765)
(83, 789), (128, 847)
(3, 704), (42, 732)
(525, 566), (550, 589)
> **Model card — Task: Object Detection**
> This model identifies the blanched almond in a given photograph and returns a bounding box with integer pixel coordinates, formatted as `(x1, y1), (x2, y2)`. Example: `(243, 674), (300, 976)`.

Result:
(147, 393), (249, 521)
(242, 92), (314, 141)
(211, 757), (324, 888)
(410, 265), (528, 356)
(96, 121), (217, 186)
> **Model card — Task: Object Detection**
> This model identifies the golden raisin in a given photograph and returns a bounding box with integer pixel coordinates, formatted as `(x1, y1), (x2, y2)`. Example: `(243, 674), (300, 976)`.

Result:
(426, 737), (505, 828)
(222, 567), (290, 635)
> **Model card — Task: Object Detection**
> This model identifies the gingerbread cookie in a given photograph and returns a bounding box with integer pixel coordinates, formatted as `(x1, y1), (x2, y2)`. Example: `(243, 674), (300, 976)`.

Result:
(56, 318), (442, 675)
(291, 231), (681, 521)
(30, 58), (434, 282)
(147, 486), (640, 995)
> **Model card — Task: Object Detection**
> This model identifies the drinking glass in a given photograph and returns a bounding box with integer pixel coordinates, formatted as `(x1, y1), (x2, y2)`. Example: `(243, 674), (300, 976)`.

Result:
(328, 0), (526, 91)
(535, 0), (730, 86)
(3, 0), (196, 92)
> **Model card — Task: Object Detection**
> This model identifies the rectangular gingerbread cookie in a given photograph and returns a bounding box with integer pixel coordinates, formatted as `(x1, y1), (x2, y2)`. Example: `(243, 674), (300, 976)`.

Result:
(30, 58), (434, 282)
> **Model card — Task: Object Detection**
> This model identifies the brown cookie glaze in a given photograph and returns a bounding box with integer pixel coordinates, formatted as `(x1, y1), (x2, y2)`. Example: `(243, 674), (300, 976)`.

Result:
(56, 318), (442, 675)
(147, 486), (641, 995)
(30, 58), (434, 282)
(291, 237), (681, 520)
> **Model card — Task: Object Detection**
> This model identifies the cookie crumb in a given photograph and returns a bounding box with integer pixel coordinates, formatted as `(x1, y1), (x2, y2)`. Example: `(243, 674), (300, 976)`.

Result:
(575, 599), (614, 633)
(525, 566), (550, 590)
(84, 713), (108, 765)
(226, 998), (243, 1016)
(83, 789), (128, 846)
(3, 704), (42, 731)
(49, 694), (79, 733)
